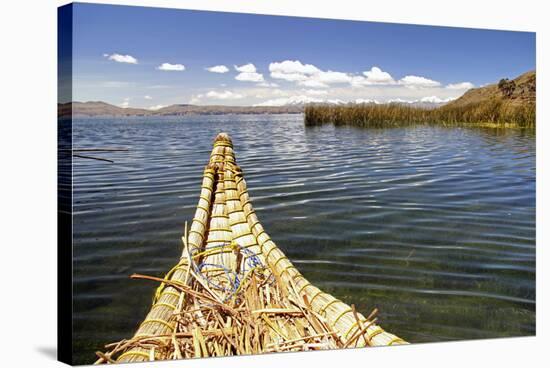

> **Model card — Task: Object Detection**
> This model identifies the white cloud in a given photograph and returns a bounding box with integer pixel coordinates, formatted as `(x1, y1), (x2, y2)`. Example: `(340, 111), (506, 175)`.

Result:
(183, 82), (463, 106)
(157, 63), (185, 71)
(299, 79), (329, 88)
(144, 95), (152, 100)
(269, 60), (320, 76)
(189, 90), (245, 104)
(419, 96), (456, 103)
(119, 97), (130, 108)
(350, 76), (368, 88)
(399, 75), (441, 88)
(235, 63), (257, 73)
(269, 60), (353, 88)
(269, 62), (442, 92)
(104, 53), (138, 64)
(270, 60), (321, 84)
(206, 65), (229, 73)
(189, 94), (203, 104)
(148, 104), (166, 110)
(316, 70), (352, 84)
(205, 90), (245, 100)
(235, 72), (264, 82)
(254, 95), (323, 107)
(233, 63), (264, 82)
(303, 89), (328, 96)
(270, 71), (310, 82)
(164, 61), (471, 106)
(253, 88), (289, 99)
(257, 82), (279, 87)
(446, 82), (475, 90)
(295, 70), (352, 88)
(360, 66), (396, 85)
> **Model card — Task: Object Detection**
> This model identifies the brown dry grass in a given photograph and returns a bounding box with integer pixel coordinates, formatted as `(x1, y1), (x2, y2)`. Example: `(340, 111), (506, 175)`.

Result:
(304, 100), (535, 128)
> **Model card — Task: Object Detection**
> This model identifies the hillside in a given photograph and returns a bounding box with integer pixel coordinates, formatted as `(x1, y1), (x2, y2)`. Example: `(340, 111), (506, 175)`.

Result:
(59, 101), (303, 118)
(444, 70), (535, 109)
(60, 101), (152, 117)
(153, 104), (303, 115)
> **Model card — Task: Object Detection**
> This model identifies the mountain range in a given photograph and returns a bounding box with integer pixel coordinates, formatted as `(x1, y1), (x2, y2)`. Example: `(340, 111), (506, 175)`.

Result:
(58, 99), (452, 118)
(58, 101), (304, 117)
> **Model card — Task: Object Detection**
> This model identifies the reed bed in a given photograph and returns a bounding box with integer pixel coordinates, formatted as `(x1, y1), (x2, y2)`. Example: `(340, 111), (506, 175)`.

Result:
(304, 100), (536, 128)
(95, 133), (405, 364)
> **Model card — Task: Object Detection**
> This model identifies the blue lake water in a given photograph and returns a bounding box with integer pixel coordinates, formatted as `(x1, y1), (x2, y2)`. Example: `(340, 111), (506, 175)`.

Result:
(71, 114), (535, 364)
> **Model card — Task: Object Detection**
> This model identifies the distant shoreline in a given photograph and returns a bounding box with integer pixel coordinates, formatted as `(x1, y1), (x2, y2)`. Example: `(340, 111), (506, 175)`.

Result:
(60, 71), (535, 126)
(58, 101), (305, 118)
(67, 112), (305, 119)
(58, 99), (449, 118)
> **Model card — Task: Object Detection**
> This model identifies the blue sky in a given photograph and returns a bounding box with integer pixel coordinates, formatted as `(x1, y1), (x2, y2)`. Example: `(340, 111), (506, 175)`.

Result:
(71, 3), (536, 108)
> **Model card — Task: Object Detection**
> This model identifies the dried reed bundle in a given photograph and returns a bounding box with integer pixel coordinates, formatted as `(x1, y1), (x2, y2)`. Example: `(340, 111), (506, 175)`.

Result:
(95, 133), (406, 364)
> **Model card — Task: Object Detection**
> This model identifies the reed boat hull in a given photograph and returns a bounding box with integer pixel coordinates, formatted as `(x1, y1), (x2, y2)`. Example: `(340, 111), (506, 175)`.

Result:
(96, 133), (406, 364)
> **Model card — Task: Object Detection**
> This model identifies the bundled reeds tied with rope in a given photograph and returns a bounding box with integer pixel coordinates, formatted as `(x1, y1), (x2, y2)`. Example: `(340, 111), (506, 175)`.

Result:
(95, 133), (406, 364)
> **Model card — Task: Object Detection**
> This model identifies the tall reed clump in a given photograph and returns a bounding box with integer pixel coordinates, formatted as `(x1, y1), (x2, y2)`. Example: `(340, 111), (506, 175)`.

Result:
(304, 99), (535, 128)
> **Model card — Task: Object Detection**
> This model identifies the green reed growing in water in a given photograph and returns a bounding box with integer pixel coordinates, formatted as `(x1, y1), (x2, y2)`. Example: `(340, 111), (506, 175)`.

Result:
(304, 99), (535, 128)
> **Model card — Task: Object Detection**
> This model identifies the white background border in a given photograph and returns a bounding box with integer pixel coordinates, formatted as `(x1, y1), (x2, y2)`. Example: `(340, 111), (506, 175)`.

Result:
(0, 0), (546, 367)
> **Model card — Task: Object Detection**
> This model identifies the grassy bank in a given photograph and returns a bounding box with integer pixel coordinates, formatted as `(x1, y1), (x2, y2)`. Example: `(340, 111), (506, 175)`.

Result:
(304, 99), (535, 128)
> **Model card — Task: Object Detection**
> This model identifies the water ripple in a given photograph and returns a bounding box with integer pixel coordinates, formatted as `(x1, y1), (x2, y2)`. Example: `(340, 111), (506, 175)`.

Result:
(71, 115), (535, 364)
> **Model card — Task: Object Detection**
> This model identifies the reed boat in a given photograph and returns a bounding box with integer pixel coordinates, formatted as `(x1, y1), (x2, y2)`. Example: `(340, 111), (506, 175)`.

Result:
(96, 133), (406, 364)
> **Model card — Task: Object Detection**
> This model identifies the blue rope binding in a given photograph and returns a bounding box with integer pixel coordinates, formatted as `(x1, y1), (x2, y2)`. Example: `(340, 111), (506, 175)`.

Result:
(191, 242), (265, 302)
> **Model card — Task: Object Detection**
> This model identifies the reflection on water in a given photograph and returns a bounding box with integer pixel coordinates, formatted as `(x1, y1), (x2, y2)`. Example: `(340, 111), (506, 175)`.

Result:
(72, 115), (535, 364)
